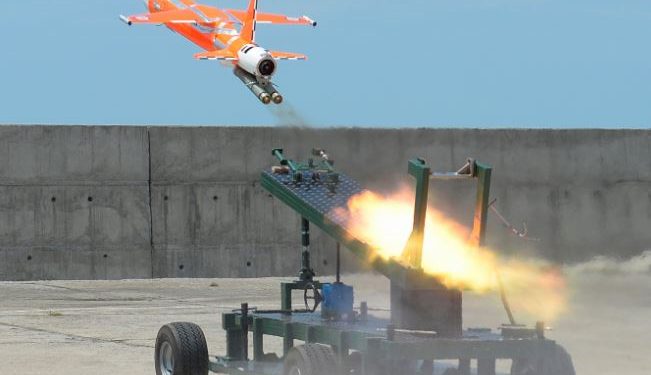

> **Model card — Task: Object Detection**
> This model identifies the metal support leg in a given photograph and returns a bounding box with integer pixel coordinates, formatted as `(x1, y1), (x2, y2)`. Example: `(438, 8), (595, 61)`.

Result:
(419, 360), (434, 375)
(477, 358), (496, 375)
(283, 323), (294, 356)
(402, 159), (430, 268)
(336, 332), (349, 374)
(223, 312), (244, 360)
(306, 326), (316, 343)
(363, 338), (384, 375)
(226, 329), (244, 360)
(336, 242), (341, 283)
(241, 303), (249, 361)
(281, 283), (293, 311)
(299, 217), (315, 281)
(458, 358), (471, 375)
(253, 317), (264, 361)
(470, 163), (492, 248)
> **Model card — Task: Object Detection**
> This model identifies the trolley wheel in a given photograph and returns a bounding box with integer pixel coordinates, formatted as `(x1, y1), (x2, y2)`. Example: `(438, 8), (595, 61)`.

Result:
(511, 344), (575, 375)
(284, 344), (337, 375)
(155, 322), (209, 375)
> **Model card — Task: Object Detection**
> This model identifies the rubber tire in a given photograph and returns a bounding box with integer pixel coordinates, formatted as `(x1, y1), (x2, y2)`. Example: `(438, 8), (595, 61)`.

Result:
(511, 344), (575, 375)
(155, 322), (209, 375)
(283, 344), (337, 375)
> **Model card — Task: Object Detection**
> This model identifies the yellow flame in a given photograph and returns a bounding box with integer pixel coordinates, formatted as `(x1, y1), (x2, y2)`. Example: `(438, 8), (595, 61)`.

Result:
(331, 188), (567, 321)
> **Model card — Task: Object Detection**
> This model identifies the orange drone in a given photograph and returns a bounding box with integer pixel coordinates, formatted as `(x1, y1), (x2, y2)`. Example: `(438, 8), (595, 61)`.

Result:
(121, 0), (316, 104)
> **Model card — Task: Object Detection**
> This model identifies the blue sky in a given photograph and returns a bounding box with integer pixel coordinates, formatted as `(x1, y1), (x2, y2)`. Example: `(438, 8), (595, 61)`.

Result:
(1, 0), (650, 127)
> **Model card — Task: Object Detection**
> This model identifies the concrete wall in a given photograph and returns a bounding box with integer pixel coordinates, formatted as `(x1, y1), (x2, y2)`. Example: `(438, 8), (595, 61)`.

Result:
(0, 126), (151, 280)
(1, 126), (649, 280)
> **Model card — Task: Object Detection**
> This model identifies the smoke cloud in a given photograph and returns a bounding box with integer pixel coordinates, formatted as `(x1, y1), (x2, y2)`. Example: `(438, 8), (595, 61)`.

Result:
(268, 101), (311, 127)
(329, 186), (569, 321)
(565, 250), (651, 275)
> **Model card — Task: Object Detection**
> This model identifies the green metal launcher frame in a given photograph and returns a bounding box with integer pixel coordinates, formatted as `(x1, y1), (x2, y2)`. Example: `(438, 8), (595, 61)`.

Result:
(260, 150), (492, 290)
(152, 148), (575, 375)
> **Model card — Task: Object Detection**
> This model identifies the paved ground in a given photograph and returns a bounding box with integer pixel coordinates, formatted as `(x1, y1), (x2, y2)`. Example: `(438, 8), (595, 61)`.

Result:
(0, 270), (649, 375)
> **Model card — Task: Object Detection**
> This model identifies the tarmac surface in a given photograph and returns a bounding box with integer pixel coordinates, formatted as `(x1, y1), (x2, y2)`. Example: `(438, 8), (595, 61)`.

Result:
(1, 270), (649, 375)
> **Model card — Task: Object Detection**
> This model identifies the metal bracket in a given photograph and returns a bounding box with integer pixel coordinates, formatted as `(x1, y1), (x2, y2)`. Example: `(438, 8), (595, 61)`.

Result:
(430, 158), (477, 180)
(401, 157), (492, 268)
(488, 199), (540, 241)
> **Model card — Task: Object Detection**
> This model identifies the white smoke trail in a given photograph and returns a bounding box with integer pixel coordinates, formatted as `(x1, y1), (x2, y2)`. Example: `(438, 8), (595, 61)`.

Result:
(268, 101), (311, 127)
(565, 250), (651, 275)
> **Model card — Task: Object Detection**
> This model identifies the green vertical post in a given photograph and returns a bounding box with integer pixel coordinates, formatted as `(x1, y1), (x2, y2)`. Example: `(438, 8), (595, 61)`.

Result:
(299, 218), (315, 281)
(477, 358), (496, 375)
(402, 159), (431, 268)
(252, 318), (264, 361)
(281, 283), (293, 311)
(225, 329), (244, 360)
(223, 313), (244, 360)
(459, 358), (471, 375)
(283, 323), (294, 355)
(336, 332), (349, 373)
(363, 338), (385, 375)
(306, 326), (316, 343)
(470, 162), (492, 248)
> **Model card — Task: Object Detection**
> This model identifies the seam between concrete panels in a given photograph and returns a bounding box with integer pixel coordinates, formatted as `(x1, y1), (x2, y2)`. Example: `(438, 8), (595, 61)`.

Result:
(147, 127), (154, 278)
(0, 182), (149, 186)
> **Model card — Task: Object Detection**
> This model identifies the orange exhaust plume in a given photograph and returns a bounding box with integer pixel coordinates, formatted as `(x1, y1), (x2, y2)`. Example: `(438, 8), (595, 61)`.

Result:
(331, 187), (567, 321)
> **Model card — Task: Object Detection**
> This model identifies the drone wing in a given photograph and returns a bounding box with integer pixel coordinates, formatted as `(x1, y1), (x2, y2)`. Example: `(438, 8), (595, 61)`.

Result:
(269, 51), (308, 61)
(194, 49), (238, 61)
(120, 8), (233, 26)
(226, 10), (317, 27)
(120, 9), (198, 25)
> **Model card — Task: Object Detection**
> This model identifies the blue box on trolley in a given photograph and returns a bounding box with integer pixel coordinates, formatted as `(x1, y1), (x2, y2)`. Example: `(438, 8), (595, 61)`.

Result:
(321, 283), (354, 320)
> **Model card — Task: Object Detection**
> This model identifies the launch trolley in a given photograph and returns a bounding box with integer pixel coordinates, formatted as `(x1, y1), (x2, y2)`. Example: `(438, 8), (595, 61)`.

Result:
(154, 149), (575, 375)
